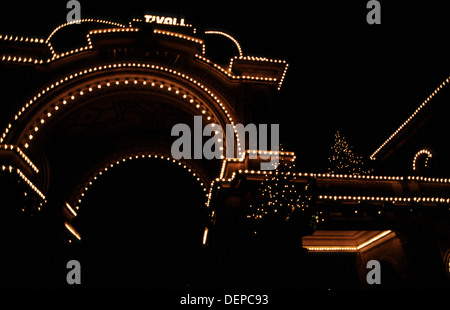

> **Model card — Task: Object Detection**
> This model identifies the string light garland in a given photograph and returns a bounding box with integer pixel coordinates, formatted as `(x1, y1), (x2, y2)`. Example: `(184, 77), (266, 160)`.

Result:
(246, 148), (317, 233)
(204, 30), (243, 57)
(371, 77), (450, 160)
(195, 54), (283, 85)
(318, 194), (450, 204)
(1, 19), (288, 95)
(0, 34), (44, 43)
(154, 29), (203, 45)
(412, 149), (432, 171)
(304, 230), (393, 252)
(73, 152), (209, 211)
(1, 165), (46, 201)
(0, 144), (39, 173)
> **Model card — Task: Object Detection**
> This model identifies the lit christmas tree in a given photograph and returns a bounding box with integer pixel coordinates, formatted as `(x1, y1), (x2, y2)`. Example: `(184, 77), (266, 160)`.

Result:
(247, 153), (317, 236)
(328, 130), (372, 175)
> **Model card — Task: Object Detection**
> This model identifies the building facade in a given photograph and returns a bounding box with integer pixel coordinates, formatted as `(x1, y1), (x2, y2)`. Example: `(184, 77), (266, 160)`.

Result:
(1, 15), (449, 289)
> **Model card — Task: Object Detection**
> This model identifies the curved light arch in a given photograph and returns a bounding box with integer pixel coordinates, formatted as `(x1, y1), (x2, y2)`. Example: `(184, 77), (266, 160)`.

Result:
(45, 18), (126, 43)
(71, 152), (210, 211)
(204, 30), (243, 57)
(1, 62), (241, 155)
(16, 76), (224, 150)
(412, 149), (433, 171)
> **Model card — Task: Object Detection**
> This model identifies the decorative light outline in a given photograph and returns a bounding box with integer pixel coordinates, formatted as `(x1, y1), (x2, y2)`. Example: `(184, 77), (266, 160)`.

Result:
(371, 77), (450, 160)
(1, 21), (288, 91)
(45, 18), (126, 43)
(195, 54), (289, 90)
(0, 144), (39, 173)
(65, 222), (81, 240)
(304, 230), (393, 252)
(18, 77), (223, 149)
(204, 30), (243, 57)
(318, 194), (450, 204)
(412, 149), (432, 171)
(1, 165), (46, 201)
(1, 19), (127, 65)
(0, 34), (44, 43)
(0, 62), (239, 153)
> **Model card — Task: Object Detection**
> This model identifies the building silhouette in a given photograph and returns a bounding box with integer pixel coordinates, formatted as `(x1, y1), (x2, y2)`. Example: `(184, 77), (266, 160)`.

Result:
(0, 15), (449, 290)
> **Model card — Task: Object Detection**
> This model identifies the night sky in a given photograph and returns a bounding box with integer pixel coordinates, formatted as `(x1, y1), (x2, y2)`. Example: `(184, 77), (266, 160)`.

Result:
(2, 0), (450, 170)
(3, 0), (450, 296)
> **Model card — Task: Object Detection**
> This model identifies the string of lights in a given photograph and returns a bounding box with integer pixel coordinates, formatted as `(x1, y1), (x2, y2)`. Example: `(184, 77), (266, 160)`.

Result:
(73, 152), (209, 211)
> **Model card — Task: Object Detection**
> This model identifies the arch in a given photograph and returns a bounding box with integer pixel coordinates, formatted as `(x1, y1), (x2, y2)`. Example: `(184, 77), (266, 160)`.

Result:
(67, 155), (209, 288)
(0, 62), (243, 232)
(45, 18), (126, 43)
(62, 150), (212, 243)
(70, 151), (210, 211)
(1, 62), (240, 154)
(412, 148), (433, 171)
(204, 30), (243, 57)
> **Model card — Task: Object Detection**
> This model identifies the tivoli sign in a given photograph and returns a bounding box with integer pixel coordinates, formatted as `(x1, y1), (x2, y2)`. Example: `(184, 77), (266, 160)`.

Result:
(144, 14), (186, 26)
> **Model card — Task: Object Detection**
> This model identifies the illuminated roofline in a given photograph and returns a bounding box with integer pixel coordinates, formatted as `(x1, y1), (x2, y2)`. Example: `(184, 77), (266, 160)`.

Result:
(215, 166), (450, 204)
(304, 230), (393, 252)
(0, 62), (240, 151)
(412, 149), (432, 171)
(195, 54), (289, 90)
(45, 18), (126, 43)
(0, 34), (44, 43)
(228, 56), (289, 91)
(1, 22), (288, 90)
(1, 165), (46, 201)
(1, 26), (208, 65)
(217, 162), (450, 185)
(371, 76), (450, 160)
(73, 152), (210, 210)
(318, 194), (450, 204)
(204, 30), (243, 57)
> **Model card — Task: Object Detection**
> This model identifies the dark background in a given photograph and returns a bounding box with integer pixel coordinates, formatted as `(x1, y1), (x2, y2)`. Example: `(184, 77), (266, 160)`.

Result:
(2, 1), (450, 170)
(2, 0), (450, 297)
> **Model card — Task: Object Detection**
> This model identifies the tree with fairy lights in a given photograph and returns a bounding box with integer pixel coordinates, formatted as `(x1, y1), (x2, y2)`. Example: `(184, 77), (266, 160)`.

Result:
(328, 130), (372, 175)
(247, 152), (317, 239)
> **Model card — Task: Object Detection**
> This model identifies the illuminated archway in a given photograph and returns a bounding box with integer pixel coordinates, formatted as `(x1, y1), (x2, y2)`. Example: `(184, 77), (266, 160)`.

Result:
(0, 63), (243, 208)
(70, 154), (208, 288)
(71, 151), (209, 212)
(0, 13), (290, 289)
(2, 63), (239, 149)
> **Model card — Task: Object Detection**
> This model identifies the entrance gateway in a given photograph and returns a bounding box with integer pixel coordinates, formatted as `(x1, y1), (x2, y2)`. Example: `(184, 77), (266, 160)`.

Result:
(0, 12), (449, 289)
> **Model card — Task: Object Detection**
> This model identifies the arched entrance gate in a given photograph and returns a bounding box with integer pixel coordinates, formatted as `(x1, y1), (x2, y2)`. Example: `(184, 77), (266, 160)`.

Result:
(0, 17), (288, 287)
